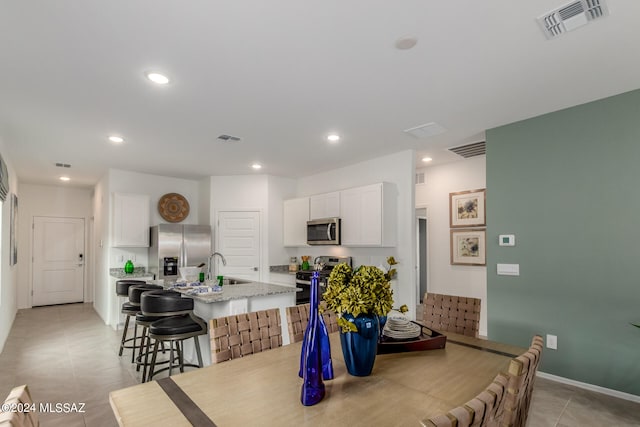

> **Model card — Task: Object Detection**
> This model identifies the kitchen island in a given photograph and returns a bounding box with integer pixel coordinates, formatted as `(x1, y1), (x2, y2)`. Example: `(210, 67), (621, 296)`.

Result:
(172, 280), (299, 366)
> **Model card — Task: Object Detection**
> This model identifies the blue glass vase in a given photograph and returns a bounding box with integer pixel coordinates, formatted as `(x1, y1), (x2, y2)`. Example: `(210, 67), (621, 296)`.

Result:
(340, 313), (379, 376)
(300, 272), (326, 406)
(299, 276), (334, 380)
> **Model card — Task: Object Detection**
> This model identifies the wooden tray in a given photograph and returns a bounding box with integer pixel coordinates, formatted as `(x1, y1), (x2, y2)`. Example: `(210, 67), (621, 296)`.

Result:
(377, 324), (447, 354)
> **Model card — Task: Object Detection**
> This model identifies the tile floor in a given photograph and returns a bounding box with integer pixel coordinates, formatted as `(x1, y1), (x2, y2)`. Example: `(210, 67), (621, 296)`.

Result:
(0, 303), (639, 427)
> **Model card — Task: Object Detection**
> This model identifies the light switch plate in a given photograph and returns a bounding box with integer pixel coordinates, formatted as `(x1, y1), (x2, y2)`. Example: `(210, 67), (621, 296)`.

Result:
(497, 263), (519, 276)
(499, 234), (515, 246)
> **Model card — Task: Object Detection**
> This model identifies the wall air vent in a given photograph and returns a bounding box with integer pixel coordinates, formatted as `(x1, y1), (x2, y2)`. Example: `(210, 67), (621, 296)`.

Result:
(448, 141), (486, 158)
(415, 172), (425, 185)
(217, 134), (241, 142)
(55, 163), (71, 168)
(538, 0), (608, 39)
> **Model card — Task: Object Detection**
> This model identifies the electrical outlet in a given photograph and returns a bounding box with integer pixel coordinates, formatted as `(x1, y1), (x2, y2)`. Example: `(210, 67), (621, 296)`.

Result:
(118, 255), (124, 263)
(546, 334), (557, 350)
(132, 254), (136, 262)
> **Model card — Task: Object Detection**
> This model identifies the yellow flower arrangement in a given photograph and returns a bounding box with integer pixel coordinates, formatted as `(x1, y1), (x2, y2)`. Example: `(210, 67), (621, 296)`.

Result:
(323, 257), (398, 333)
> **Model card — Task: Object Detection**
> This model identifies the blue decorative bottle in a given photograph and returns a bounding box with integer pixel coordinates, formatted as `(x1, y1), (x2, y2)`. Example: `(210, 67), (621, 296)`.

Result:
(300, 271), (326, 406)
(299, 273), (334, 380)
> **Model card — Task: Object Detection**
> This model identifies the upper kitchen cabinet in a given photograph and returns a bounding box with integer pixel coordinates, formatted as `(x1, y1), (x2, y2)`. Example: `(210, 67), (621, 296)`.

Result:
(112, 193), (150, 247)
(340, 182), (396, 247)
(309, 191), (340, 220)
(283, 197), (309, 247)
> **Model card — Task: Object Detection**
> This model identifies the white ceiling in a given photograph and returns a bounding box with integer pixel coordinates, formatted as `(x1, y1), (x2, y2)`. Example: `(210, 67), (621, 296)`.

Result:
(1, 1), (639, 187)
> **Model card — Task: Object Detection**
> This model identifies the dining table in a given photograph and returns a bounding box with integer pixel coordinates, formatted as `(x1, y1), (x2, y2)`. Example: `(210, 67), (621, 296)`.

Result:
(109, 332), (525, 426)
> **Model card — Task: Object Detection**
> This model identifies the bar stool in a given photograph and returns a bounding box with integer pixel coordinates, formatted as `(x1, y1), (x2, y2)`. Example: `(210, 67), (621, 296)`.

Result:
(141, 290), (207, 381)
(127, 284), (163, 377)
(116, 279), (146, 362)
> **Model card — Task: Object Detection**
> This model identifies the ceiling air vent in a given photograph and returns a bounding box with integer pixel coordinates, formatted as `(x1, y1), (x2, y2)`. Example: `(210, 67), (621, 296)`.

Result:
(538, 0), (608, 39)
(55, 162), (71, 168)
(403, 122), (446, 139)
(217, 134), (241, 142)
(448, 141), (486, 159)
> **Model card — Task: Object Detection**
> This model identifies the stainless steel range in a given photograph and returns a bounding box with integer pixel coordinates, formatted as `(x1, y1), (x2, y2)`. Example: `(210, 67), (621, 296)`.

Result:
(295, 256), (352, 304)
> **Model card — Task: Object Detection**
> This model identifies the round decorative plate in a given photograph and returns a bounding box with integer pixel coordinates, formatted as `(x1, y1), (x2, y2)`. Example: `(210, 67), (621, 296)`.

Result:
(158, 193), (190, 223)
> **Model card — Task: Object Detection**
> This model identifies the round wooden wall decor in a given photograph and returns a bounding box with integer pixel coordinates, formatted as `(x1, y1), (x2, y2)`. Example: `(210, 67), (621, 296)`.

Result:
(158, 193), (190, 223)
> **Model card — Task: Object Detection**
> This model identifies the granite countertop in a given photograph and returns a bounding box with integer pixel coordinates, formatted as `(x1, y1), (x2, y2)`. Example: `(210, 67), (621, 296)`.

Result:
(173, 281), (300, 303)
(110, 268), (154, 279)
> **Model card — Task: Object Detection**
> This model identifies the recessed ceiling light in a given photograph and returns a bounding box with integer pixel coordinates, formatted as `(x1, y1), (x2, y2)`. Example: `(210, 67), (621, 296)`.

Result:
(327, 134), (340, 143)
(109, 135), (124, 144)
(422, 157), (433, 162)
(395, 36), (418, 50)
(145, 72), (170, 85)
(59, 176), (71, 182)
(251, 163), (262, 170)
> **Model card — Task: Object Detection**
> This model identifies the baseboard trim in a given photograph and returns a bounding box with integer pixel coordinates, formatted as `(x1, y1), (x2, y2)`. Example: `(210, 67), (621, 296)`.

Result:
(537, 371), (640, 403)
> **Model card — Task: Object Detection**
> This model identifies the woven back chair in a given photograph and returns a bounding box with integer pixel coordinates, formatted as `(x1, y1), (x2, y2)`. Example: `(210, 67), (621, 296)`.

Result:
(422, 374), (508, 427)
(1, 384), (39, 427)
(502, 335), (544, 427)
(209, 308), (282, 363)
(422, 292), (481, 337)
(286, 302), (339, 344)
(421, 372), (509, 427)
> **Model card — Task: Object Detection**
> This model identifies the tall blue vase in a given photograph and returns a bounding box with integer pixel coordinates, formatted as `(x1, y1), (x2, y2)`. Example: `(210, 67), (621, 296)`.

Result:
(340, 313), (379, 376)
(298, 275), (334, 380)
(300, 272), (326, 406)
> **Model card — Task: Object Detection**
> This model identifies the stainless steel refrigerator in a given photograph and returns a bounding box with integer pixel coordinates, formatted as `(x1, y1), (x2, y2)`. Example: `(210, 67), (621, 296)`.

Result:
(148, 224), (212, 281)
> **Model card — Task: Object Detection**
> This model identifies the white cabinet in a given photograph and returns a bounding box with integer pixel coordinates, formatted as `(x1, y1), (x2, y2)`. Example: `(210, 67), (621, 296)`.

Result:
(340, 182), (396, 247)
(283, 197), (309, 247)
(112, 193), (150, 247)
(309, 191), (340, 220)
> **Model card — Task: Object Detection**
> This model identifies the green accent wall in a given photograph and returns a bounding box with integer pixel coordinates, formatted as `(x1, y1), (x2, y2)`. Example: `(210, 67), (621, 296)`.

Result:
(486, 89), (640, 395)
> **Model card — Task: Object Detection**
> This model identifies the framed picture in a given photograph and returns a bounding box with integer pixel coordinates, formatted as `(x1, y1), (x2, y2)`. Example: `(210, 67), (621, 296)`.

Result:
(450, 228), (486, 266)
(449, 189), (486, 228)
(10, 193), (17, 266)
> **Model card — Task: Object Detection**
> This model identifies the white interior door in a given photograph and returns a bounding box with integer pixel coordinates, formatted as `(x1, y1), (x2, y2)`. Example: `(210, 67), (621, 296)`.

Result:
(216, 211), (261, 281)
(32, 217), (85, 306)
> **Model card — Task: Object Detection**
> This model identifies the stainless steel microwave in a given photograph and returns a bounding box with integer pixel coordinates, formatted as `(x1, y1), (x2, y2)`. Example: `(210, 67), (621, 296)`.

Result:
(306, 218), (341, 245)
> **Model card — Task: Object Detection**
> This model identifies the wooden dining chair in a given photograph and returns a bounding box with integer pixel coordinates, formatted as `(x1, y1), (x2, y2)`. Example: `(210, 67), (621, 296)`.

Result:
(422, 292), (481, 337)
(421, 371), (509, 427)
(502, 335), (544, 427)
(285, 302), (339, 344)
(209, 308), (282, 363)
(475, 372), (509, 427)
(0, 384), (39, 427)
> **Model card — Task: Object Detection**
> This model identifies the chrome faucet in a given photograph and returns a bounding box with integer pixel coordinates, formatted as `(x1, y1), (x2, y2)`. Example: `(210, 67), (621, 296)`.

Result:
(207, 252), (227, 280)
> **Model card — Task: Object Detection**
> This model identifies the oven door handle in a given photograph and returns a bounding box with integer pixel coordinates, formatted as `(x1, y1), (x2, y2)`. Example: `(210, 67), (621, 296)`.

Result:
(327, 223), (332, 241)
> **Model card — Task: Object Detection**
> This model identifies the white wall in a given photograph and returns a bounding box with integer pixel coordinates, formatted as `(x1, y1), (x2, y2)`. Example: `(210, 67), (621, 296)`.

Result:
(16, 184), (93, 309)
(107, 169), (202, 269)
(92, 169), (203, 327)
(209, 175), (272, 282)
(267, 176), (297, 268)
(0, 141), (18, 352)
(295, 150), (417, 316)
(92, 174), (110, 325)
(415, 156), (488, 335)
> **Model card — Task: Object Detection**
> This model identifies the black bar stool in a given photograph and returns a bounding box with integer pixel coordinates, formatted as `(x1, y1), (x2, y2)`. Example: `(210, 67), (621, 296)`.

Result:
(128, 284), (164, 377)
(116, 279), (146, 362)
(141, 290), (207, 381)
